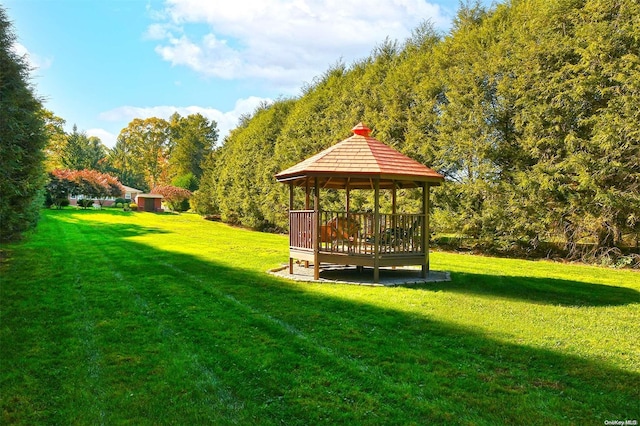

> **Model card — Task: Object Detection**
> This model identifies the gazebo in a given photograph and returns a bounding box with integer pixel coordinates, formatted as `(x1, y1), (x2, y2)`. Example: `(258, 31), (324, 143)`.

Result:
(275, 123), (444, 283)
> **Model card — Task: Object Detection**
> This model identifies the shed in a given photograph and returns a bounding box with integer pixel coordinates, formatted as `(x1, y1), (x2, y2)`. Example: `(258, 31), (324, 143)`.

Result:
(135, 194), (164, 212)
(275, 123), (444, 283)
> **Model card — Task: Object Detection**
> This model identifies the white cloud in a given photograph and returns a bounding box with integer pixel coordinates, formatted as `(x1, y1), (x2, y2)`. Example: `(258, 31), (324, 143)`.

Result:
(149, 0), (448, 88)
(11, 43), (53, 71)
(99, 96), (272, 145)
(87, 128), (118, 148)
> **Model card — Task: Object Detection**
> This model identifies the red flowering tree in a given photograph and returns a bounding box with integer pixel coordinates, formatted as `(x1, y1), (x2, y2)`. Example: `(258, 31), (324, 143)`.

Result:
(151, 185), (192, 211)
(46, 169), (124, 208)
(74, 169), (124, 206)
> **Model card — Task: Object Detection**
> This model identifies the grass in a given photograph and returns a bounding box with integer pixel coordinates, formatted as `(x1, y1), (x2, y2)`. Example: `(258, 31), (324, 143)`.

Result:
(1, 208), (638, 425)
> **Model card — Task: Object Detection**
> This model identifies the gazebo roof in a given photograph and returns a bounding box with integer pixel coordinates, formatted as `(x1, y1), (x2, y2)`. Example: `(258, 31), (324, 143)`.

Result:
(275, 123), (444, 189)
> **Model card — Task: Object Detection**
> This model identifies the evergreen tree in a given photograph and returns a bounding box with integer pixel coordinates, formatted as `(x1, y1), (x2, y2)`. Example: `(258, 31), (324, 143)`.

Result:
(168, 113), (218, 183)
(0, 7), (47, 241)
(61, 125), (108, 171)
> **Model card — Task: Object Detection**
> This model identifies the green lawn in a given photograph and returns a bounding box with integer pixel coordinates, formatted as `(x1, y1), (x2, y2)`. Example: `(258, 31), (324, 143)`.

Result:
(1, 209), (638, 425)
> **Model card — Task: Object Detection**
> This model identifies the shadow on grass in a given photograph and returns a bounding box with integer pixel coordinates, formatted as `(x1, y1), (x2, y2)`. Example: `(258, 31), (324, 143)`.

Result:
(412, 272), (640, 307)
(4, 214), (638, 424)
(279, 263), (638, 307)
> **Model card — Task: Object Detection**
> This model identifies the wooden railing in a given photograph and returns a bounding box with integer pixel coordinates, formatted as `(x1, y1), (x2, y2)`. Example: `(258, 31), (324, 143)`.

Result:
(290, 210), (315, 250)
(376, 212), (425, 254)
(289, 210), (425, 255)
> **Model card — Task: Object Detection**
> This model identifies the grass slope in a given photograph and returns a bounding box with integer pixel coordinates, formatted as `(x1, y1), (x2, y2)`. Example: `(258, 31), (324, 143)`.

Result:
(1, 209), (638, 425)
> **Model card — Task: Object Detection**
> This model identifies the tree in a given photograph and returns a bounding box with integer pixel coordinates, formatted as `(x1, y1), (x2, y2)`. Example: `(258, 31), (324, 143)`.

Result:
(61, 125), (108, 171)
(109, 133), (147, 191)
(190, 151), (220, 215)
(45, 169), (124, 208)
(46, 169), (76, 209)
(118, 117), (171, 189)
(42, 109), (67, 171)
(168, 113), (218, 183)
(0, 6), (48, 241)
(74, 169), (124, 206)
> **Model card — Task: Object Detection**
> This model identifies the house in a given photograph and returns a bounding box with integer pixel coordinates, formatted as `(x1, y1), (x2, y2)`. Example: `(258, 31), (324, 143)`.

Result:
(122, 185), (144, 202)
(69, 185), (143, 207)
(135, 193), (164, 212)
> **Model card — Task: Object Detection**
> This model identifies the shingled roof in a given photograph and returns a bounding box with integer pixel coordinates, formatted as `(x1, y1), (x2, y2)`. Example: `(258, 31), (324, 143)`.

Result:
(275, 123), (444, 189)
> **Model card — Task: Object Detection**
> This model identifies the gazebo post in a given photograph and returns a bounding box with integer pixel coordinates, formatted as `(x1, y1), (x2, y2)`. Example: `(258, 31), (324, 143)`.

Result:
(391, 183), (397, 216)
(421, 182), (430, 278)
(313, 177), (320, 281)
(345, 181), (350, 213)
(304, 178), (310, 268)
(373, 178), (380, 283)
(289, 183), (294, 274)
(346, 180), (351, 256)
(391, 183), (397, 270)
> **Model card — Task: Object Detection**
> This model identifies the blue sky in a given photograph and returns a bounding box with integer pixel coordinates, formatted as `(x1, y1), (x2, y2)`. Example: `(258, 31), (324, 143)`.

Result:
(6, 0), (492, 148)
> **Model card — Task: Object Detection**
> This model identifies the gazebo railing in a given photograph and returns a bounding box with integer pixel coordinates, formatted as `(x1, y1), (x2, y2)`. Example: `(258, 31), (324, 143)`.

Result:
(290, 210), (425, 255)
(375, 212), (425, 254)
(290, 210), (315, 250)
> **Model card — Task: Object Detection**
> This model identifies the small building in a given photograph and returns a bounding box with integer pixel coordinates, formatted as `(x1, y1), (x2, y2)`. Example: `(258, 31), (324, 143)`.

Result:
(275, 123), (444, 283)
(135, 194), (164, 212)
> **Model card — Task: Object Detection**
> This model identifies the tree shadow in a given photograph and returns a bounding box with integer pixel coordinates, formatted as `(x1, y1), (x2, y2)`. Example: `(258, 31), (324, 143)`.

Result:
(411, 272), (640, 307)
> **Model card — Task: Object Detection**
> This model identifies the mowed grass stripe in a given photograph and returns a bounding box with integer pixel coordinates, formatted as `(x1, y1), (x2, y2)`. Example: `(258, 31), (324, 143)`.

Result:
(1, 212), (109, 424)
(61, 212), (251, 423)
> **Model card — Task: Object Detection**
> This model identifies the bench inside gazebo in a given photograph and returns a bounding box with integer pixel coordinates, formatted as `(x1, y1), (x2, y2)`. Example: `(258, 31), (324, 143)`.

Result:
(275, 123), (444, 283)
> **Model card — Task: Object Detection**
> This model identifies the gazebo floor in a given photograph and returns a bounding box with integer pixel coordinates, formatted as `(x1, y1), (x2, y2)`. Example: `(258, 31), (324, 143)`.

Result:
(269, 263), (450, 287)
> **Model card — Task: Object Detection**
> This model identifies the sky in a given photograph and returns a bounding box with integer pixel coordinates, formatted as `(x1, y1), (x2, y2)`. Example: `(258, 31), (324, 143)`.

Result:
(6, 0), (493, 148)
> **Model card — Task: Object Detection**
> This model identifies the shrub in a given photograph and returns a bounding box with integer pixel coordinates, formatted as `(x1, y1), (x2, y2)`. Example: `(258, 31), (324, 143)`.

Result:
(77, 199), (94, 209)
(114, 198), (128, 207)
(46, 195), (70, 209)
(129, 203), (137, 211)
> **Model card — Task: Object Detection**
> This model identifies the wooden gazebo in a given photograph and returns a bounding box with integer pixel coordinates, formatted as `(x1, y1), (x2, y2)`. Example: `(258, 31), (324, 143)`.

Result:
(275, 123), (444, 283)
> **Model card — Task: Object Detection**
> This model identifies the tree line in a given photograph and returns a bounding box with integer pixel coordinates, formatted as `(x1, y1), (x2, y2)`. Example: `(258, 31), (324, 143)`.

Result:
(192, 0), (639, 264)
(44, 112), (218, 194)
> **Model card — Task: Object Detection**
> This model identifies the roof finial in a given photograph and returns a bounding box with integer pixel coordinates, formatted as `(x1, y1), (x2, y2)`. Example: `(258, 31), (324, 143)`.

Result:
(352, 122), (371, 137)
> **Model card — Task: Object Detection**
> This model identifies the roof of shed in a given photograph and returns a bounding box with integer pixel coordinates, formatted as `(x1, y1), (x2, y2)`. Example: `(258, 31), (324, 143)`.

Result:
(136, 193), (164, 199)
(275, 123), (444, 189)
